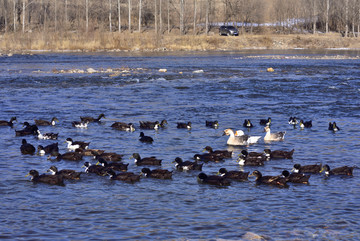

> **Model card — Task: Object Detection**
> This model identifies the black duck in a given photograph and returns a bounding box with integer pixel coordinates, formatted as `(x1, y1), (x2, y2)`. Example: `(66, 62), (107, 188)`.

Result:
(281, 170), (310, 184)
(203, 146), (232, 158)
(292, 164), (322, 174)
(139, 132), (154, 143)
(173, 157), (203, 171)
(132, 153), (162, 166)
(218, 168), (249, 181)
(111, 122), (135, 131)
(141, 167), (173, 179)
(0, 117), (17, 127)
(197, 172), (230, 186)
(320, 164), (354, 176)
(264, 149), (294, 159)
(205, 120), (219, 129)
(250, 170), (288, 187)
(80, 113), (105, 122)
(20, 139), (36, 155)
(177, 122), (192, 129)
(34, 117), (59, 126)
(47, 166), (81, 180)
(26, 170), (65, 186)
(106, 170), (140, 183)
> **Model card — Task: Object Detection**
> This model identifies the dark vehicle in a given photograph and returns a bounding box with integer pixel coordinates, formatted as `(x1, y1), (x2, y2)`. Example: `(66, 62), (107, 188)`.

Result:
(219, 26), (239, 36)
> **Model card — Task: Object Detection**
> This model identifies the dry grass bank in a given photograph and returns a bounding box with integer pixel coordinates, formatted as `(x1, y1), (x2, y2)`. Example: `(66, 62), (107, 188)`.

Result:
(0, 31), (359, 53)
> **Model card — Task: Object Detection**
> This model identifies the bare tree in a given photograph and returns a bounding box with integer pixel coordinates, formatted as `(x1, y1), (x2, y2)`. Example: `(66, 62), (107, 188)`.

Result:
(128, 0), (131, 31)
(138, 0), (141, 32)
(180, 0), (184, 34)
(193, 0), (196, 34)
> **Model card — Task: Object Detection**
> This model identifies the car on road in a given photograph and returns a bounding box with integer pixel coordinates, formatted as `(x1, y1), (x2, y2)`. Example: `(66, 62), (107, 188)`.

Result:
(219, 26), (239, 36)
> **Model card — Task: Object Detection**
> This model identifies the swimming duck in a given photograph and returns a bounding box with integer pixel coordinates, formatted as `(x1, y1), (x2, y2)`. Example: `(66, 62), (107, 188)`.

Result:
(263, 126), (285, 141)
(82, 162), (107, 176)
(15, 122), (39, 136)
(320, 164), (354, 176)
(328, 122), (340, 132)
(217, 168), (249, 181)
(111, 122), (135, 132)
(37, 143), (59, 156)
(35, 117), (59, 126)
(139, 132), (154, 143)
(197, 172), (231, 186)
(243, 119), (254, 128)
(177, 122), (192, 129)
(259, 117), (271, 126)
(237, 151), (266, 166)
(97, 158), (129, 172)
(20, 139), (36, 155)
(234, 130), (261, 144)
(288, 117), (298, 125)
(26, 170), (65, 186)
(299, 120), (312, 129)
(223, 128), (258, 146)
(193, 153), (224, 163)
(292, 163), (322, 174)
(281, 170), (310, 184)
(173, 157), (203, 171)
(106, 169), (140, 183)
(141, 167), (173, 179)
(65, 138), (90, 150)
(250, 170), (288, 187)
(47, 166), (82, 180)
(0, 117), (17, 127)
(94, 152), (123, 162)
(241, 150), (267, 160)
(205, 120), (219, 129)
(49, 152), (83, 161)
(36, 130), (58, 140)
(80, 113), (105, 122)
(140, 120), (167, 129)
(75, 148), (105, 157)
(263, 149), (294, 159)
(72, 120), (89, 128)
(203, 146), (232, 158)
(132, 153), (162, 166)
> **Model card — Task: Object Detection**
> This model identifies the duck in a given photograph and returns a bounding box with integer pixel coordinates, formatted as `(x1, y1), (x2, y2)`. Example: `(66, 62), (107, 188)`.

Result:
(250, 170), (288, 187)
(26, 170), (65, 186)
(20, 139), (36, 155)
(75, 148), (105, 157)
(80, 113), (105, 122)
(320, 164), (354, 176)
(234, 130), (261, 144)
(259, 117), (271, 126)
(288, 117), (298, 125)
(197, 172), (230, 186)
(139, 120), (167, 130)
(243, 119), (254, 128)
(0, 117), (17, 127)
(49, 152), (83, 161)
(281, 170), (310, 184)
(299, 120), (312, 129)
(139, 132), (154, 143)
(65, 138), (90, 150)
(223, 128), (258, 146)
(71, 120), (89, 128)
(15, 122), (39, 136)
(36, 130), (58, 140)
(328, 122), (340, 132)
(217, 168), (249, 181)
(241, 150), (267, 160)
(141, 167), (173, 179)
(37, 143), (59, 156)
(111, 122), (135, 132)
(203, 146), (232, 158)
(34, 117), (59, 126)
(205, 120), (219, 129)
(263, 148), (294, 159)
(177, 122), (192, 129)
(47, 166), (81, 180)
(106, 169), (140, 183)
(193, 153), (224, 163)
(173, 157), (203, 171)
(82, 162), (107, 176)
(237, 151), (266, 166)
(292, 163), (322, 174)
(132, 153), (162, 166)
(97, 158), (129, 172)
(94, 152), (123, 162)
(263, 126), (285, 141)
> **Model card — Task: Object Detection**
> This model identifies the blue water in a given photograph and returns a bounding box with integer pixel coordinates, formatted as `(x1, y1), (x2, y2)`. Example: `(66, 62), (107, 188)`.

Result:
(1, 50), (360, 240)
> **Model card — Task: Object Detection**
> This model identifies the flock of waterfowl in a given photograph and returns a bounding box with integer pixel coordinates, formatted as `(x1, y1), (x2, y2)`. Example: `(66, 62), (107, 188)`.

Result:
(0, 114), (356, 188)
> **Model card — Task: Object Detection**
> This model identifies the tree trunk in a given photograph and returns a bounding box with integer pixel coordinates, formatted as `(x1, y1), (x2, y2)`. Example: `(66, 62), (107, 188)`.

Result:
(345, 0), (349, 37)
(180, 0), (184, 35)
(13, 0), (16, 32)
(54, 0), (57, 32)
(128, 0), (131, 32)
(118, 0), (121, 32)
(312, 0), (316, 34)
(86, 0), (89, 33)
(138, 0), (141, 32)
(159, 0), (162, 34)
(65, 0), (68, 30)
(205, 0), (209, 35)
(109, 0), (112, 32)
(326, 0), (329, 33)
(167, 0), (170, 34)
(22, 0), (25, 33)
(193, 0), (196, 35)
(155, 0), (157, 34)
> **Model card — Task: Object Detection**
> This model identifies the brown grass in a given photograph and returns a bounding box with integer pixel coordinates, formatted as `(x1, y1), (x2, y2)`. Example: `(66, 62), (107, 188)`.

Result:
(0, 31), (359, 53)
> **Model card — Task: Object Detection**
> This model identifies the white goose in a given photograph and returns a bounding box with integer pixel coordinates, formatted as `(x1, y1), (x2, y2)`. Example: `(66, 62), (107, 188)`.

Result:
(263, 126), (286, 141)
(234, 130), (261, 144)
(223, 129), (260, 146)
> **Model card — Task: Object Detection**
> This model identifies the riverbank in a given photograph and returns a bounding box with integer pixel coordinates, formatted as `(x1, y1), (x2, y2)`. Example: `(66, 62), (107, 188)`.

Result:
(0, 31), (360, 54)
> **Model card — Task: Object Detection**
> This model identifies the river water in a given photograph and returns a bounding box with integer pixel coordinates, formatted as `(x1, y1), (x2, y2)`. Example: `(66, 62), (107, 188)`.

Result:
(0, 50), (359, 240)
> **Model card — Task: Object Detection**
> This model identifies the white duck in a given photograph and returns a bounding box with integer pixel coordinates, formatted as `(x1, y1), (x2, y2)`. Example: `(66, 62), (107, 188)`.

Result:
(223, 129), (260, 146)
(263, 126), (286, 141)
(234, 130), (261, 144)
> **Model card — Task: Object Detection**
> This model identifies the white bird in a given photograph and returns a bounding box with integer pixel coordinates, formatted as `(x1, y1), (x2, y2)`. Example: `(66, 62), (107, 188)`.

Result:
(263, 126), (286, 141)
(234, 130), (261, 144)
(223, 128), (260, 146)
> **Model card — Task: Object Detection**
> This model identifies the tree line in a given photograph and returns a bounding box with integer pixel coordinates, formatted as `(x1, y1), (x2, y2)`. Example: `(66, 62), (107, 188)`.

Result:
(0, 0), (359, 37)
